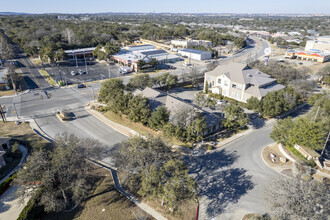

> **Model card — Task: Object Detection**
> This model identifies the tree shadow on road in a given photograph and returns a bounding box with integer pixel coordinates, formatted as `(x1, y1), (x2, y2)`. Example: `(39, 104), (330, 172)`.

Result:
(184, 149), (254, 217)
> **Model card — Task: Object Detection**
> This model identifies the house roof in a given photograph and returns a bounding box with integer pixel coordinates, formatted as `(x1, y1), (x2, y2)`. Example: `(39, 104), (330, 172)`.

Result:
(135, 87), (222, 128)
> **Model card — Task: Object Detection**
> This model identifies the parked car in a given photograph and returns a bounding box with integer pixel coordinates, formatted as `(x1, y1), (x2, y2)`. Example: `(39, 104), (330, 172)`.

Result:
(169, 66), (177, 69)
(79, 70), (85, 75)
(71, 71), (76, 76)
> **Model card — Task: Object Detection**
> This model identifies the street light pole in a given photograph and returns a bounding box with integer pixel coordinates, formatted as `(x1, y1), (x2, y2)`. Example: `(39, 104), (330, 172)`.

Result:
(84, 51), (88, 74)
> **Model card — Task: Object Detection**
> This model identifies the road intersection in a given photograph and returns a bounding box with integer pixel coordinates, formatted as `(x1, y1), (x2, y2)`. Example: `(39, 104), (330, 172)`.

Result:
(0, 37), (275, 219)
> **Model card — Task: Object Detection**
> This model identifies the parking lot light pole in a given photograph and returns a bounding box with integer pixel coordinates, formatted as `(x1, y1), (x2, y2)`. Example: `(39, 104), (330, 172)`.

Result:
(84, 51), (88, 74)
(75, 54), (78, 68)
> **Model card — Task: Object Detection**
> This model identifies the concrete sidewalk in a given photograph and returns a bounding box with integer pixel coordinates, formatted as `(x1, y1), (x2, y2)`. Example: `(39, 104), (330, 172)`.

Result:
(0, 186), (29, 220)
(85, 105), (139, 138)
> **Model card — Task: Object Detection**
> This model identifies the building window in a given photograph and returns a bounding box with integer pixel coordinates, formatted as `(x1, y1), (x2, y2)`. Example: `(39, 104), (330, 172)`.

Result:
(237, 93), (241, 99)
(224, 80), (228, 86)
(218, 78), (221, 84)
(212, 81), (214, 86)
(231, 91), (235, 97)
(232, 83), (236, 89)
(237, 84), (242, 90)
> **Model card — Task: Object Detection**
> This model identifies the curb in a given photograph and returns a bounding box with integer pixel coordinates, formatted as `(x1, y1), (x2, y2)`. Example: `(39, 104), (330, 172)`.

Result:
(85, 105), (139, 138)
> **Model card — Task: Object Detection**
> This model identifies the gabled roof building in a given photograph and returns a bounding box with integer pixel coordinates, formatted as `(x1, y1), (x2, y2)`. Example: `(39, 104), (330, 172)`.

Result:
(204, 62), (285, 103)
(133, 87), (222, 135)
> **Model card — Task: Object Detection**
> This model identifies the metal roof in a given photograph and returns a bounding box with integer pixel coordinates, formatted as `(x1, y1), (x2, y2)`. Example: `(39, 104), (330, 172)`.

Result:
(179, 48), (209, 55)
(140, 49), (168, 56)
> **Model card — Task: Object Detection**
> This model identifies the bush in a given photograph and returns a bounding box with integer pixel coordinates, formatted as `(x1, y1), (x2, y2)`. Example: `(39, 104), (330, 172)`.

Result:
(0, 173), (16, 195)
(207, 145), (213, 150)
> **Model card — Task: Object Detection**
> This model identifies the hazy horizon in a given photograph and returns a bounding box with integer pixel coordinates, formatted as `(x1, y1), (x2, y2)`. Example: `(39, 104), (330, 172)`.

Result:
(2, 0), (330, 14)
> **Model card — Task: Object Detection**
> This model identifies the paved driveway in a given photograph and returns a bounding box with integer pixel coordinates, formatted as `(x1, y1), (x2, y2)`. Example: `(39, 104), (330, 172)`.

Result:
(0, 186), (29, 220)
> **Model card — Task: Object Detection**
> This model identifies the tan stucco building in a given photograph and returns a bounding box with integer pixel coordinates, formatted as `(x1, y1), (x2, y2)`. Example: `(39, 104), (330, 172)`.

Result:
(204, 62), (285, 103)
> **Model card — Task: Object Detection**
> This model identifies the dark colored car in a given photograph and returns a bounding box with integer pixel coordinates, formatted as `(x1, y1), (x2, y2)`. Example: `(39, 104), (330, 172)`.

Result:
(77, 83), (86, 88)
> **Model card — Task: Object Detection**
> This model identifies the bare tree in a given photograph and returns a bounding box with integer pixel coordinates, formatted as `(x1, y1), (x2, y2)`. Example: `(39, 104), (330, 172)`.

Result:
(265, 172), (329, 220)
(63, 28), (75, 45)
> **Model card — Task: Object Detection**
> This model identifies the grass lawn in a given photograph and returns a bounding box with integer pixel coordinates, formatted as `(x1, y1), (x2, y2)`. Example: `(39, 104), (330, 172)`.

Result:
(0, 90), (16, 97)
(0, 121), (49, 148)
(41, 166), (153, 220)
(102, 111), (192, 148)
(39, 69), (57, 86)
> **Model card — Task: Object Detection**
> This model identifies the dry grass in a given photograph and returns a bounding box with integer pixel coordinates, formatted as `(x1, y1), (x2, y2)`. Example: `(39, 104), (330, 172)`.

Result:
(103, 111), (158, 136)
(42, 166), (153, 220)
(103, 111), (192, 148)
(0, 121), (48, 146)
(39, 69), (57, 86)
(0, 90), (15, 97)
(142, 197), (197, 220)
(262, 143), (292, 168)
(30, 58), (43, 66)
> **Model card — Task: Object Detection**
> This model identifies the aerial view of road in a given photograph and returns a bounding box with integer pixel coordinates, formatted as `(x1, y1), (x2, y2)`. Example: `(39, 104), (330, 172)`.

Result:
(0, 8), (328, 220)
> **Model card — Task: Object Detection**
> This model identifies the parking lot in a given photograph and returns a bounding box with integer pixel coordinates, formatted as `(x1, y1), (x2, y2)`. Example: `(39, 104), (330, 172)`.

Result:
(44, 59), (125, 85)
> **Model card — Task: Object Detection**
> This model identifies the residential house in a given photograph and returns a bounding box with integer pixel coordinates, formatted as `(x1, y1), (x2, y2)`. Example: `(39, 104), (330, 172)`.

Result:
(133, 87), (222, 135)
(204, 62), (285, 103)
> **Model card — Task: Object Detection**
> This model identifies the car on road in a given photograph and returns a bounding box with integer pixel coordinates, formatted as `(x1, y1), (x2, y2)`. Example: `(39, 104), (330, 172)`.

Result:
(71, 71), (76, 76)
(56, 110), (75, 121)
(79, 70), (85, 75)
(77, 83), (86, 88)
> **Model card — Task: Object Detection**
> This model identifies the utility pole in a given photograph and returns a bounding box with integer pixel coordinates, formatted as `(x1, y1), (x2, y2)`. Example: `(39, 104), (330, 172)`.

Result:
(75, 54), (78, 68)
(9, 69), (17, 95)
(0, 105), (7, 122)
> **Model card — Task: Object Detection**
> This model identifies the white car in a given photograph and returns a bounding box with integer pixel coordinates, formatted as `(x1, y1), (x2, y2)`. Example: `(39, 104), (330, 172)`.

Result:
(71, 71), (76, 76)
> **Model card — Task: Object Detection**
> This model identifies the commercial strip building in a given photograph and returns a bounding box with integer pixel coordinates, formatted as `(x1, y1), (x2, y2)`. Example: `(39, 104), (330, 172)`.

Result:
(204, 62), (285, 103)
(178, 48), (212, 61)
(170, 39), (212, 48)
(133, 87), (222, 135)
(305, 36), (330, 51)
(284, 50), (330, 63)
(64, 47), (96, 58)
(113, 46), (180, 71)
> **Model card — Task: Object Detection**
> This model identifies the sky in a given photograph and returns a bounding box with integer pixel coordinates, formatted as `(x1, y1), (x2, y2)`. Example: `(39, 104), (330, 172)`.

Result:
(1, 0), (330, 14)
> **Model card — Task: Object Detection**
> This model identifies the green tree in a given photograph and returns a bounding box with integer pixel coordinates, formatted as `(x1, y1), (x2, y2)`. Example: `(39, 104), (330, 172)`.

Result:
(270, 117), (295, 147)
(246, 97), (261, 111)
(127, 73), (152, 90)
(137, 59), (146, 70)
(204, 80), (209, 94)
(223, 104), (249, 130)
(127, 95), (151, 124)
(104, 42), (120, 59)
(186, 114), (207, 142)
(148, 106), (170, 130)
(98, 78), (124, 104)
(289, 117), (325, 150)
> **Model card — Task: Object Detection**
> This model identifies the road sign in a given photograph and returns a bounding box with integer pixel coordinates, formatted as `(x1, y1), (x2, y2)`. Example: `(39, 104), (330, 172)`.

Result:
(264, 48), (272, 56)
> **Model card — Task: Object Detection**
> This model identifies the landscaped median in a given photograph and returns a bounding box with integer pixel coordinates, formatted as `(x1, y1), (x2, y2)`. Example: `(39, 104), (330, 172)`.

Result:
(39, 69), (57, 86)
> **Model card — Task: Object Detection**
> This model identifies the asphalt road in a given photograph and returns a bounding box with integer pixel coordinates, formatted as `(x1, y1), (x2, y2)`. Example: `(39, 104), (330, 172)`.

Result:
(187, 104), (312, 220)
